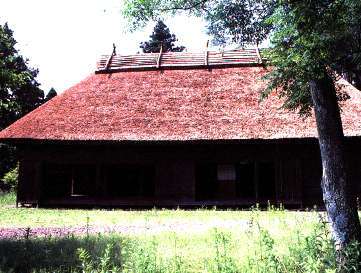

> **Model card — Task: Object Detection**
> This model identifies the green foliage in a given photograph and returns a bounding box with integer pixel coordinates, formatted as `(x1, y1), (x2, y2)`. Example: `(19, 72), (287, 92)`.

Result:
(140, 19), (185, 53)
(263, 0), (361, 115)
(255, 226), (280, 271)
(0, 234), (125, 273)
(2, 205), (361, 272)
(0, 22), (45, 179)
(78, 243), (122, 273)
(206, 229), (238, 273)
(122, 237), (165, 273)
(337, 240), (361, 273)
(123, 0), (275, 46)
(0, 164), (18, 191)
(281, 217), (336, 272)
(0, 144), (16, 186)
(0, 191), (16, 206)
(0, 22), (44, 128)
(122, 0), (206, 30)
(0, 211), (350, 273)
(204, 0), (275, 46)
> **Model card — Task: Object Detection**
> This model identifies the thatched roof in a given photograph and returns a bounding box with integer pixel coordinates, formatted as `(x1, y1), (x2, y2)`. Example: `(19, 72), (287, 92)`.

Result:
(1, 49), (360, 143)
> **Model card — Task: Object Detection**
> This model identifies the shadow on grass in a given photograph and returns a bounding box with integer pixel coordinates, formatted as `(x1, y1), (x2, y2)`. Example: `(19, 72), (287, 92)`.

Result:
(0, 234), (125, 273)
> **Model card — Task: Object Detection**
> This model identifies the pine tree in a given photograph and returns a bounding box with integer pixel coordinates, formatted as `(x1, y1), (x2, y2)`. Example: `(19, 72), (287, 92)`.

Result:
(140, 20), (185, 53)
(0, 22), (44, 180)
(0, 22), (44, 127)
(45, 87), (57, 102)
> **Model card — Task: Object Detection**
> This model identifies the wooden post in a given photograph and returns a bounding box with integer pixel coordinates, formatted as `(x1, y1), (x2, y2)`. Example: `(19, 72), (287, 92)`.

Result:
(29, 161), (43, 207)
(112, 43), (116, 55)
(104, 43), (117, 71)
(95, 164), (102, 197)
(204, 40), (209, 66)
(255, 44), (263, 64)
(254, 162), (259, 200)
(70, 166), (75, 195)
(275, 144), (281, 202)
(157, 43), (163, 68)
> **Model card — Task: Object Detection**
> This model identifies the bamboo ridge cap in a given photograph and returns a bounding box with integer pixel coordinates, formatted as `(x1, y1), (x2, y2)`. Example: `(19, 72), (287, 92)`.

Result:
(95, 47), (266, 73)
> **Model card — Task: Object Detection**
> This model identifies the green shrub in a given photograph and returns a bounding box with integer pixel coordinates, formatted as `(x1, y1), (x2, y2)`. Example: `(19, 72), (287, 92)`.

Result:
(206, 228), (239, 273)
(0, 191), (16, 206)
(281, 217), (336, 272)
(338, 240), (361, 273)
(0, 234), (125, 273)
(78, 243), (122, 273)
(1, 164), (18, 191)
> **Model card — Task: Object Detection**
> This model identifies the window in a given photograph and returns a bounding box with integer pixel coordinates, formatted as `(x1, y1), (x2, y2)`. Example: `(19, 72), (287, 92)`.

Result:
(217, 165), (236, 181)
(44, 164), (97, 198)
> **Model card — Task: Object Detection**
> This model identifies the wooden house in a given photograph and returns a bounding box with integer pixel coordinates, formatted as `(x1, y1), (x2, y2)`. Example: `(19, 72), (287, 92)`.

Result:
(1, 48), (361, 208)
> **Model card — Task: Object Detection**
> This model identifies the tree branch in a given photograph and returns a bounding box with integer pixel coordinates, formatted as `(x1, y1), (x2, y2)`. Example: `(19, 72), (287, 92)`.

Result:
(157, 0), (210, 12)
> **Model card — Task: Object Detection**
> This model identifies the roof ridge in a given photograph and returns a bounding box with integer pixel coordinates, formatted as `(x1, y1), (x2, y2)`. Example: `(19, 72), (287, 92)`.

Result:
(95, 48), (264, 73)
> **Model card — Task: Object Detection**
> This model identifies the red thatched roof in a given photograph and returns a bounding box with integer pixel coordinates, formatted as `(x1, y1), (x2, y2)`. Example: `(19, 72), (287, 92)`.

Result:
(1, 49), (361, 143)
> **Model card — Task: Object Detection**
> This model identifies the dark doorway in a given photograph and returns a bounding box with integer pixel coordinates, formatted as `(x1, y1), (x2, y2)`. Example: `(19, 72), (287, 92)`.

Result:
(258, 161), (276, 199)
(236, 161), (276, 200)
(71, 165), (96, 196)
(44, 164), (72, 198)
(195, 163), (217, 200)
(105, 164), (155, 198)
(236, 162), (256, 198)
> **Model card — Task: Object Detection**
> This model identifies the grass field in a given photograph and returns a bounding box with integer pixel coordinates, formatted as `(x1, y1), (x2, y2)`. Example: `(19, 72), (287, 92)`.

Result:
(0, 192), (342, 273)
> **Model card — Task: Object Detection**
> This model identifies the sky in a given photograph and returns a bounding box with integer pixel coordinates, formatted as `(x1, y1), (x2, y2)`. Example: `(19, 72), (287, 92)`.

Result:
(1, 0), (210, 93)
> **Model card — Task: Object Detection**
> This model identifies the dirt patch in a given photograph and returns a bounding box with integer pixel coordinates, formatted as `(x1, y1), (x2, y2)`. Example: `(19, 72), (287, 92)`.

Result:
(0, 219), (250, 239)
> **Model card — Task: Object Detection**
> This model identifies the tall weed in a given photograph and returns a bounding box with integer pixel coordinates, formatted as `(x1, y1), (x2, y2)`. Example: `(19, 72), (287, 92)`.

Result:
(2, 210), (361, 273)
(78, 243), (122, 273)
(205, 228), (239, 273)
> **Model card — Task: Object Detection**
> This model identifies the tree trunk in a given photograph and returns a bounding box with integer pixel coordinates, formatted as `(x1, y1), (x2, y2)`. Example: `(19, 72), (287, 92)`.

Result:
(309, 73), (361, 269)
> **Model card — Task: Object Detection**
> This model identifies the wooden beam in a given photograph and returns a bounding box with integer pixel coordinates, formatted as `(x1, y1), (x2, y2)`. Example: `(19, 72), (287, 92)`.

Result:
(255, 45), (263, 64)
(157, 43), (163, 68)
(104, 55), (113, 70)
(104, 43), (117, 71)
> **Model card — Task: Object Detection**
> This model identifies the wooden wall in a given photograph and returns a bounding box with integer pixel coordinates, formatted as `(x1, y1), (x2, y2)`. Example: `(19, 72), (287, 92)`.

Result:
(15, 138), (361, 208)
